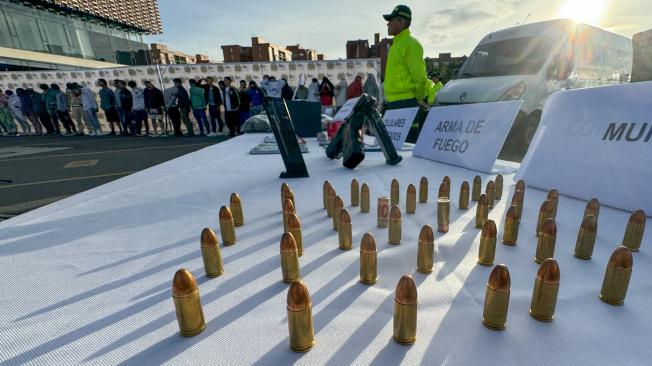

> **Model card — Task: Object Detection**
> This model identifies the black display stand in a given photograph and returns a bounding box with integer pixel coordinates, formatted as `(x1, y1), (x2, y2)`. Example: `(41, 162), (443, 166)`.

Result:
(326, 94), (402, 169)
(263, 96), (310, 178)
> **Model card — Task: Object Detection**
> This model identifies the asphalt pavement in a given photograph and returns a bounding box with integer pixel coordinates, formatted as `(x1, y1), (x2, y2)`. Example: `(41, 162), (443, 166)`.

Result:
(0, 134), (229, 220)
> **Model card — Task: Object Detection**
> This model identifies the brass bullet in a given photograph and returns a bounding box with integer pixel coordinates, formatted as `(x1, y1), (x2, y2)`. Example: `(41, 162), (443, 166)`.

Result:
(287, 280), (315, 352)
(475, 194), (489, 229)
(172, 269), (205, 336)
(322, 181), (331, 210)
(486, 180), (496, 209)
(437, 197), (450, 234)
(326, 184), (336, 217)
(530, 258), (560, 322)
(502, 205), (520, 246)
(535, 218), (557, 264)
(280, 232), (301, 283)
(459, 181), (470, 210)
(332, 196), (344, 231)
(419, 176), (428, 203)
(391, 178), (400, 205)
(574, 214), (597, 260)
(406, 184), (417, 214)
(230, 193), (244, 227)
(516, 179), (526, 201)
(478, 220), (497, 266)
(393, 274), (418, 344)
(472, 175), (482, 201)
(285, 189), (295, 213)
(622, 209), (646, 252)
(417, 225), (435, 274)
(338, 208), (353, 250)
(360, 233), (377, 284)
(495, 175), (503, 200)
(219, 206), (237, 245)
(351, 179), (360, 207)
(511, 190), (524, 220)
(200, 228), (223, 277)
(281, 182), (290, 209)
(360, 183), (370, 213)
(442, 176), (451, 198)
(482, 264), (510, 331)
(600, 246), (633, 306)
(288, 213), (304, 257)
(547, 189), (559, 219)
(584, 198), (600, 221)
(535, 200), (554, 236)
(377, 196), (390, 228)
(388, 204), (402, 244)
(438, 181), (448, 199)
(282, 198), (296, 233)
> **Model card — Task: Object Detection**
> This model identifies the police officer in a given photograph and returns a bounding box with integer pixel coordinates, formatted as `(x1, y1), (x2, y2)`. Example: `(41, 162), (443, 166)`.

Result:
(427, 71), (444, 105)
(383, 5), (429, 143)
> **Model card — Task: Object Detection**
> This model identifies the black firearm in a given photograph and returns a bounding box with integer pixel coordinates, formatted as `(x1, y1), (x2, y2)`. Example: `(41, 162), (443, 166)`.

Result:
(326, 93), (402, 169)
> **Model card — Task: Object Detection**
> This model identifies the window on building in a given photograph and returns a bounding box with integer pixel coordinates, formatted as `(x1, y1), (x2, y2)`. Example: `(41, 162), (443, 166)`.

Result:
(11, 13), (46, 52)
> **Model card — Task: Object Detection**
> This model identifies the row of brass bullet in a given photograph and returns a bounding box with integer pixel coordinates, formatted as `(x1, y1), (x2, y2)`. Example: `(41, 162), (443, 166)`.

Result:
(326, 180), (371, 214)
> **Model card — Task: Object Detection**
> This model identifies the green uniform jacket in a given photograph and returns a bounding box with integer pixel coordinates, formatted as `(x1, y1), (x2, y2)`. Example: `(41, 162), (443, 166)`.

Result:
(190, 85), (206, 110)
(384, 29), (428, 103)
(427, 81), (444, 105)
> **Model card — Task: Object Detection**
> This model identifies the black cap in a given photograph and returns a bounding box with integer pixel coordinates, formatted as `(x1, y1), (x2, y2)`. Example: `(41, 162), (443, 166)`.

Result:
(383, 5), (412, 21)
(429, 71), (442, 79)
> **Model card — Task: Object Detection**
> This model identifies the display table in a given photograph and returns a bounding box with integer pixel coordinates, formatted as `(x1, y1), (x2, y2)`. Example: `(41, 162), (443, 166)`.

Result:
(0, 134), (650, 365)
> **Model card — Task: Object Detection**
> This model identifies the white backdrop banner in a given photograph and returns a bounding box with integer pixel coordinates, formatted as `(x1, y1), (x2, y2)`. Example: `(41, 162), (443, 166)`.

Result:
(517, 81), (652, 215)
(377, 107), (419, 150)
(413, 101), (522, 172)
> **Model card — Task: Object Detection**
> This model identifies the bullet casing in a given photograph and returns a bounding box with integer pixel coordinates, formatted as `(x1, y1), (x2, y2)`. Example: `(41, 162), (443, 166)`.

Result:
(600, 266), (632, 306)
(393, 302), (417, 344)
(437, 198), (450, 233)
(282, 199), (295, 233)
(360, 236), (378, 285)
(536, 201), (554, 236)
(361, 184), (370, 213)
(230, 193), (244, 227)
(417, 226), (435, 274)
(502, 206), (520, 246)
(338, 209), (352, 250)
(406, 184), (417, 214)
(326, 186), (336, 217)
(495, 175), (503, 200)
(288, 214), (304, 257)
(173, 289), (206, 336)
(287, 282), (314, 352)
(478, 237), (497, 266)
(475, 195), (488, 229)
(622, 210), (646, 252)
(322, 181), (330, 209)
(482, 287), (509, 330)
(583, 198), (600, 221)
(511, 190), (524, 220)
(351, 179), (360, 207)
(201, 246), (223, 278)
(419, 177), (428, 203)
(472, 175), (482, 201)
(459, 181), (470, 210)
(391, 179), (400, 205)
(530, 281), (559, 322)
(219, 207), (237, 245)
(332, 196), (344, 231)
(486, 180), (496, 209)
(535, 233), (556, 264)
(388, 205), (402, 244)
(377, 197), (390, 228)
(280, 233), (300, 283)
(574, 215), (597, 260)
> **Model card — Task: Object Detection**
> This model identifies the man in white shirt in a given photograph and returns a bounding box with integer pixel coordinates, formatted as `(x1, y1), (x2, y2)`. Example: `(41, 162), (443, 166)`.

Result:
(128, 80), (148, 136)
(260, 76), (285, 99)
(78, 83), (102, 136)
(223, 77), (241, 137)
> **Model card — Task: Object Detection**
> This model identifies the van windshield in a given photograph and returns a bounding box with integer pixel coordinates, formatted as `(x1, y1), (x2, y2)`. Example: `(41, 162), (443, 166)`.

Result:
(459, 36), (553, 78)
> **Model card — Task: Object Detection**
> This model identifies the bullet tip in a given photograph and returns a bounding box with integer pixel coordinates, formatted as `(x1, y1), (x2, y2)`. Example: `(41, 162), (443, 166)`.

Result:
(586, 198), (600, 211)
(407, 184), (416, 193)
(391, 178), (399, 187)
(230, 192), (241, 204)
(287, 280), (311, 311)
(537, 258), (560, 285)
(419, 224), (434, 242)
(283, 199), (295, 213)
(288, 213), (301, 229)
(540, 200), (553, 214)
(420, 176), (428, 184)
(334, 196), (344, 208)
(361, 232), (377, 252)
(547, 189), (559, 200)
(390, 204), (401, 219)
(280, 232), (298, 252)
(461, 181), (469, 191)
(478, 193), (488, 205)
(512, 190), (524, 203)
(443, 176), (450, 185)
(609, 246), (633, 269)
(281, 182), (290, 192)
(395, 274), (417, 305)
(581, 214), (597, 232)
(488, 264), (510, 292)
(495, 175), (503, 183)
(361, 183), (369, 192)
(473, 175), (481, 184)
(219, 206), (233, 220)
(541, 218), (557, 236)
(172, 269), (198, 297)
(506, 205), (519, 220)
(200, 228), (218, 246)
(481, 220), (497, 238)
(630, 209), (647, 224)
(339, 208), (351, 224)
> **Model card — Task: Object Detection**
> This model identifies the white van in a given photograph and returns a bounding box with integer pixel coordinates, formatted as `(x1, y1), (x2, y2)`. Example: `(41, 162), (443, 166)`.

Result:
(436, 19), (632, 160)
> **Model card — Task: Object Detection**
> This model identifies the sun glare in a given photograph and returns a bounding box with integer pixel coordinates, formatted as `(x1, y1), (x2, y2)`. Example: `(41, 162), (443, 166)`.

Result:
(558, 0), (607, 25)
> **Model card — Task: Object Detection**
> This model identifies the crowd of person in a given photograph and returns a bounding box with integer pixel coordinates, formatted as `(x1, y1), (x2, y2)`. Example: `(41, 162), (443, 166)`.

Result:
(0, 69), (442, 138)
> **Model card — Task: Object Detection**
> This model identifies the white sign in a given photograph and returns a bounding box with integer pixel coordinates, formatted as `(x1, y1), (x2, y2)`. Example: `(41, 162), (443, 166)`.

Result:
(413, 101), (522, 172)
(517, 82), (652, 215)
(332, 97), (360, 121)
(373, 107), (419, 150)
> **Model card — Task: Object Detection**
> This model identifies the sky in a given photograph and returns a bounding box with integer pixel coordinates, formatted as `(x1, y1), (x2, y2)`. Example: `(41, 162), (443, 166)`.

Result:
(146, 0), (651, 62)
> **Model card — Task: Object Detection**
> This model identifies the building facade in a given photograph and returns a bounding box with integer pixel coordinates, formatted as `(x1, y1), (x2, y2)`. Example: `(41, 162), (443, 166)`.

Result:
(222, 37), (323, 63)
(632, 29), (652, 82)
(347, 33), (391, 80)
(286, 45), (318, 61)
(150, 43), (210, 65)
(0, 0), (162, 70)
(425, 53), (468, 82)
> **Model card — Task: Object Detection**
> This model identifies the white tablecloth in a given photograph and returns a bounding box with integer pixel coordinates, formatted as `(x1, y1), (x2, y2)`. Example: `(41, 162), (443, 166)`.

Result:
(1, 134), (650, 365)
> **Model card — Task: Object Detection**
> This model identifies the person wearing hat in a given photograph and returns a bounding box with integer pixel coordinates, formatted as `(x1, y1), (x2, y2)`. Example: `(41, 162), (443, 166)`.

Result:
(383, 5), (429, 143)
(427, 71), (444, 105)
